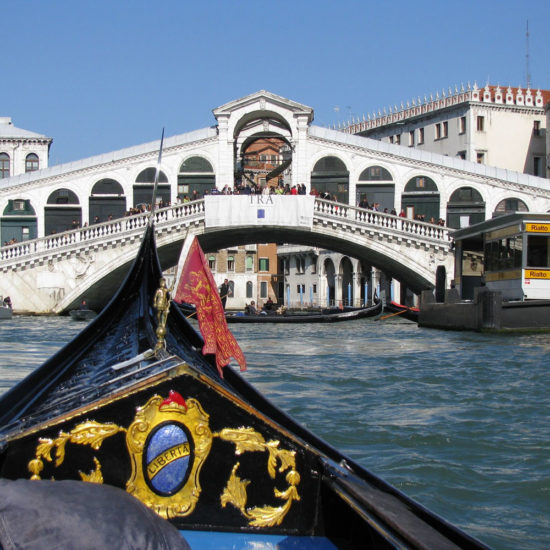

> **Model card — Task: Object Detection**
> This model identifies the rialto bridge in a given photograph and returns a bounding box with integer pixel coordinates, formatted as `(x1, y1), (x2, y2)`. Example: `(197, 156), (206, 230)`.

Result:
(1, 90), (550, 312)
(0, 197), (453, 313)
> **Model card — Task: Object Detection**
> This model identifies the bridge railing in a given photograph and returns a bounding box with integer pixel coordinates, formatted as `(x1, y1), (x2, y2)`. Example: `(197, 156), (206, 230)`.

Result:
(1, 197), (452, 268)
(0, 200), (206, 266)
(313, 199), (453, 243)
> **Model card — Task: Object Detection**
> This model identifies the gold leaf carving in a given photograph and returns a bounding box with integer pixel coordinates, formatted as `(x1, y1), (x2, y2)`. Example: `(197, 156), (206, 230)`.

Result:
(79, 457), (103, 484)
(217, 427), (266, 454)
(220, 462), (249, 514)
(29, 422), (125, 477)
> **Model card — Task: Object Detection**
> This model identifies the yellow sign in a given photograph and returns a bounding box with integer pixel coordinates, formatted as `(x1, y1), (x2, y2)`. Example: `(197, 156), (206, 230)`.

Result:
(525, 269), (550, 279)
(526, 223), (550, 233)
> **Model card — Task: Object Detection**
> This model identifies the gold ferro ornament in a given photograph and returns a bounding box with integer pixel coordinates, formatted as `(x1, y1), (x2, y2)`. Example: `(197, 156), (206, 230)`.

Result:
(153, 277), (174, 354)
(28, 391), (301, 527)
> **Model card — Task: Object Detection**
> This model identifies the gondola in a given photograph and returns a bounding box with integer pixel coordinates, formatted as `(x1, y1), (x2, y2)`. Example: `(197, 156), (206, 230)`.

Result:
(383, 301), (419, 323)
(225, 302), (382, 323)
(0, 222), (490, 549)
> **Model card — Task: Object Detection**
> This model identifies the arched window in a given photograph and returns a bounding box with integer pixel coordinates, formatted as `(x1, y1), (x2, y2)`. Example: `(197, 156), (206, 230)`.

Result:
(178, 156), (215, 199)
(89, 178), (126, 221)
(45, 189), (82, 234)
(133, 168), (170, 207)
(311, 156), (349, 203)
(0, 153), (10, 179)
(494, 198), (528, 216)
(25, 153), (39, 173)
(357, 165), (394, 210)
(446, 186), (485, 228)
(402, 176), (440, 221)
(246, 281), (253, 299)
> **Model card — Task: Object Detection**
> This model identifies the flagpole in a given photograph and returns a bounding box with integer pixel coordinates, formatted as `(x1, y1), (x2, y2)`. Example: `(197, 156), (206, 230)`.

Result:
(149, 128), (165, 224)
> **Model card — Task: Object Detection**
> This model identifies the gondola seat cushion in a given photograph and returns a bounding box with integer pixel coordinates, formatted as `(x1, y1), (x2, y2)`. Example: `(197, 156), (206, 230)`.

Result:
(0, 479), (190, 550)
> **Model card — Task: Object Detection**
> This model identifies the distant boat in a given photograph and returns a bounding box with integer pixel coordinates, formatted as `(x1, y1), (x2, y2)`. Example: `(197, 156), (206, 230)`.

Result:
(383, 301), (419, 322)
(69, 308), (97, 321)
(0, 297), (13, 320)
(225, 302), (382, 323)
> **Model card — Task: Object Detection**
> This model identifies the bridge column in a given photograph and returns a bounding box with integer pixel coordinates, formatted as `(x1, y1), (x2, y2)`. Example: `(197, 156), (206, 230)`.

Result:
(292, 115), (311, 190)
(335, 273), (343, 307)
(216, 113), (234, 189)
(371, 267), (380, 303)
(392, 279), (401, 303)
(352, 266), (361, 307)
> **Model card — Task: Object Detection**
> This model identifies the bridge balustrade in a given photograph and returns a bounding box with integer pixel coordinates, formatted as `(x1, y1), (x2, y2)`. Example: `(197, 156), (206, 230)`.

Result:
(314, 199), (451, 242)
(0, 200), (206, 266)
(1, 197), (451, 269)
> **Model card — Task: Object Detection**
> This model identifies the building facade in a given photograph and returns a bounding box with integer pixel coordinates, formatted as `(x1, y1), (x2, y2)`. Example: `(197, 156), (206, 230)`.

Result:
(343, 84), (550, 180)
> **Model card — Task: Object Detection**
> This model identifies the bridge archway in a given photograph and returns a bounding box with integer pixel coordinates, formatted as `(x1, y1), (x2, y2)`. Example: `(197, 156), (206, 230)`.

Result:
(45, 189), (81, 234)
(340, 256), (354, 305)
(356, 165), (395, 211)
(1, 199), (37, 244)
(178, 156), (215, 200)
(134, 168), (170, 207)
(446, 186), (485, 229)
(324, 257), (336, 305)
(493, 197), (528, 216)
(402, 175), (440, 221)
(311, 156), (349, 203)
(89, 178), (126, 223)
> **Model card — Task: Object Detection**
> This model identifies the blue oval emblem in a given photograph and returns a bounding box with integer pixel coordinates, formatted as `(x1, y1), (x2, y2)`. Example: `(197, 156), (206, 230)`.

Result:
(145, 423), (191, 495)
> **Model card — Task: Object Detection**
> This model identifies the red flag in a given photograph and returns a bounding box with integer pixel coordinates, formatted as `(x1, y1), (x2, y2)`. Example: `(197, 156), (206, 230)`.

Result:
(174, 237), (246, 376)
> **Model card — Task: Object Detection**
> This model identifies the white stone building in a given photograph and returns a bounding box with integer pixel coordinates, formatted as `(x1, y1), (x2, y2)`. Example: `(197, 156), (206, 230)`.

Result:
(343, 84), (549, 180)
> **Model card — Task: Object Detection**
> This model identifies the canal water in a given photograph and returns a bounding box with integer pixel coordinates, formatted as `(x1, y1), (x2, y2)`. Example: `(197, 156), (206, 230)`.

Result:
(0, 314), (548, 550)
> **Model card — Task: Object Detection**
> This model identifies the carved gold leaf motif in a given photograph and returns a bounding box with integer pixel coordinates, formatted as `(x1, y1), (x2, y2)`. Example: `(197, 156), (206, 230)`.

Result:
(28, 394), (301, 529)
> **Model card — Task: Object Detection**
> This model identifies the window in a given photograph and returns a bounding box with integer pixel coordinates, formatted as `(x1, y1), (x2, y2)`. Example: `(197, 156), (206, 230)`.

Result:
(533, 120), (541, 136)
(435, 123), (441, 140)
(409, 131), (414, 146)
(395, 134), (401, 145)
(527, 236), (550, 267)
(476, 116), (485, 131)
(208, 255), (216, 271)
(227, 255), (235, 272)
(389, 136), (394, 144)
(312, 284), (317, 293)
(296, 284), (305, 294)
(476, 152), (485, 164)
(246, 255), (254, 272)
(14, 200), (26, 210)
(457, 151), (466, 160)
(442, 121), (448, 138)
(534, 157), (543, 177)
(246, 281), (253, 298)
(260, 281), (268, 298)
(416, 177), (425, 188)
(418, 127), (424, 144)
(259, 258), (269, 272)
(0, 153), (9, 179)
(22, 227), (30, 241)
(459, 116), (466, 134)
(25, 153), (39, 172)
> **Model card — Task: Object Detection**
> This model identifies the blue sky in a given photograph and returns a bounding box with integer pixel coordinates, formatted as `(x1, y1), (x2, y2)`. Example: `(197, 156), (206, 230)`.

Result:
(3, 0), (550, 165)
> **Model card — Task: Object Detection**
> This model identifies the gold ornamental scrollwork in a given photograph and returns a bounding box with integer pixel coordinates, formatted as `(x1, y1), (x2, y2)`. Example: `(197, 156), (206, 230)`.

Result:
(217, 427), (301, 527)
(28, 421), (125, 481)
(27, 392), (301, 528)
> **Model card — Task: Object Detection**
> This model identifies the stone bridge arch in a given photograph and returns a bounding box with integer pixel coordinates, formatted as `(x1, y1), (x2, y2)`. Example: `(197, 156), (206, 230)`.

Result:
(0, 198), (453, 314)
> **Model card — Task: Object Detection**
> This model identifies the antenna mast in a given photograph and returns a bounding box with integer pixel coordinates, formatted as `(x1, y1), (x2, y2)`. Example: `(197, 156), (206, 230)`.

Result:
(525, 20), (531, 89)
